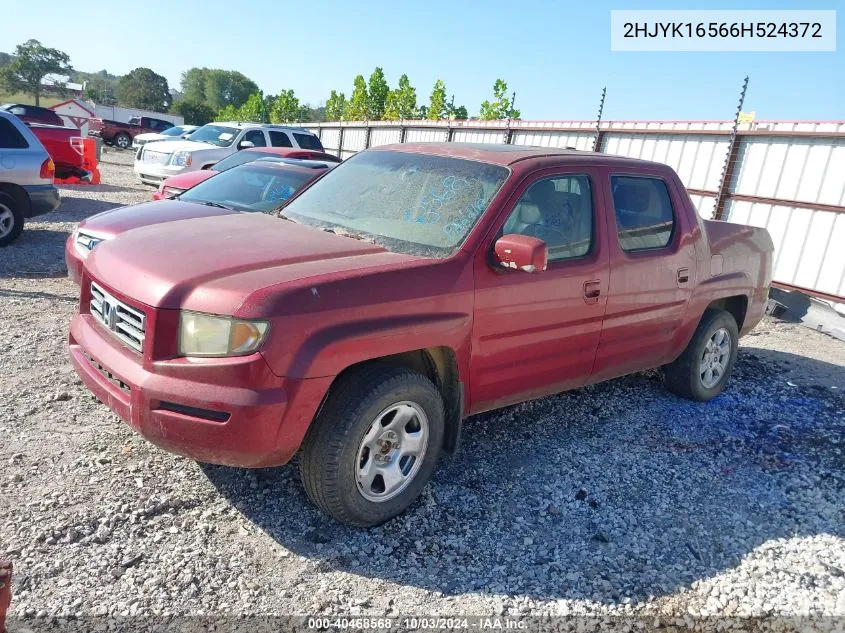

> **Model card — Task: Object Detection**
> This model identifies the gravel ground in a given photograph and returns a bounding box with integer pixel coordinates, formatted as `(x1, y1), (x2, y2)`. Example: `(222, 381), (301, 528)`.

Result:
(1, 153), (844, 631)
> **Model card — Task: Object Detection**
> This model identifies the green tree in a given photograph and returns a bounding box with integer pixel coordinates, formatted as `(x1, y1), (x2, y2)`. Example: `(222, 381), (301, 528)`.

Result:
(383, 74), (416, 120)
(83, 75), (117, 105)
(367, 67), (389, 120)
(237, 92), (266, 122)
(427, 80), (447, 120)
(0, 39), (72, 106)
(180, 68), (258, 112)
(270, 89), (302, 123)
(215, 104), (240, 122)
(325, 90), (346, 121)
(417, 105), (428, 119)
(171, 99), (216, 126)
(479, 79), (519, 121)
(117, 67), (170, 111)
(344, 75), (369, 121)
(452, 105), (468, 120)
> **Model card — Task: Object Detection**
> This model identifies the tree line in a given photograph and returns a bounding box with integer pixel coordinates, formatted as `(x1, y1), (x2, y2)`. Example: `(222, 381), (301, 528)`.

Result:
(0, 40), (521, 126)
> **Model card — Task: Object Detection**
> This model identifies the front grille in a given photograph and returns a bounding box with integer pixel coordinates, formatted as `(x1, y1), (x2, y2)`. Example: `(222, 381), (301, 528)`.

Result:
(76, 231), (104, 254)
(83, 352), (130, 393)
(142, 150), (169, 165)
(90, 282), (146, 353)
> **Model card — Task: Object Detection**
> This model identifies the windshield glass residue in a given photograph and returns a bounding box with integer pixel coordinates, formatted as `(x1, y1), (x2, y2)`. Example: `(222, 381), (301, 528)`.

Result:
(281, 151), (509, 257)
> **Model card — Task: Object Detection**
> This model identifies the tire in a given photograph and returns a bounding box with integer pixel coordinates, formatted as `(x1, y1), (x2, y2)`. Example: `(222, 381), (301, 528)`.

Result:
(0, 192), (24, 247)
(300, 363), (444, 527)
(664, 309), (739, 401)
(115, 133), (131, 149)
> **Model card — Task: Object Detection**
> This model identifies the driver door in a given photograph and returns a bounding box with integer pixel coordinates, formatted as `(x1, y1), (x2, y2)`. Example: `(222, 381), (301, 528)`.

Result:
(470, 168), (610, 413)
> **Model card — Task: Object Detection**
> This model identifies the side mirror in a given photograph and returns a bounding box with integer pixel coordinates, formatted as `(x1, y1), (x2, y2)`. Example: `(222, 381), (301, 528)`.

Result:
(237, 141), (255, 150)
(493, 234), (548, 273)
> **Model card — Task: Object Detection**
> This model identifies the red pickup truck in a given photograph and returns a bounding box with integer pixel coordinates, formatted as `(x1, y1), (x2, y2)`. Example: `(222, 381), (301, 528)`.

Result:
(90, 116), (174, 149)
(68, 143), (773, 526)
(29, 124), (91, 181)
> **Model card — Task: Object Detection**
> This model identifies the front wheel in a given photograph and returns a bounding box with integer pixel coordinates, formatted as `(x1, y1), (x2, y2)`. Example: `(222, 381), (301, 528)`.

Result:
(0, 192), (24, 247)
(300, 364), (444, 527)
(115, 133), (131, 149)
(664, 309), (739, 401)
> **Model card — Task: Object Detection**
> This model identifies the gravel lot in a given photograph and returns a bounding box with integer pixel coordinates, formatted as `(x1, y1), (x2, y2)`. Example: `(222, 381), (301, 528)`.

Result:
(1, 152), (843, 631)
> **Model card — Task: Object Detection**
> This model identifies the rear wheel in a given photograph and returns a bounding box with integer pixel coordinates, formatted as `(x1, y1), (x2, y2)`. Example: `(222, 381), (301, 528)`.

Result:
(300, 364), (444, 527)
(115, 133), (131, 149)
(0, 192), (24, 247)
(664, 309), (739, 401)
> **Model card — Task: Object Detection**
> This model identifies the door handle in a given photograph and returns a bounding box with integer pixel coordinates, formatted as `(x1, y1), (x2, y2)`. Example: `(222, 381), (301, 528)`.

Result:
(677, 268), (690, 285)
(583, 280), (601, 304)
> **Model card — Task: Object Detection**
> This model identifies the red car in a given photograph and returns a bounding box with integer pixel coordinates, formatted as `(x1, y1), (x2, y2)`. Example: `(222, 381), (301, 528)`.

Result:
(1, 103), (65, 126)
(152, 147), (341, 200)
(66, 159), (333, 284)
(68, 143), (773, 526)
(89, 116), (174, 150)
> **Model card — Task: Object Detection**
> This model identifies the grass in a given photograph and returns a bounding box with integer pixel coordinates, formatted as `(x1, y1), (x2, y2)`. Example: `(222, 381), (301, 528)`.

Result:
(0, 91), (65, 107)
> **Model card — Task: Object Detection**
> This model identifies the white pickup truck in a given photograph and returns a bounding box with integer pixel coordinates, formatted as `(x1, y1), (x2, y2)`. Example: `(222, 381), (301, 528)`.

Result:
(133, 122), (324, 186)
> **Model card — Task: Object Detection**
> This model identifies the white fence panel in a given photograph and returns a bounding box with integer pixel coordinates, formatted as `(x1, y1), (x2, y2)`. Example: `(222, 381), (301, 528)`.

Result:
(452, 129), (505, 144)
(370, 127), (402, 147)
(727, 200), (845, 297)
(320, 128), (340, 152)
(341, 127), (368, 152)
(404, 127), (449, 143)
(733, 137), (845, 206)
(512, 131), (594, 149)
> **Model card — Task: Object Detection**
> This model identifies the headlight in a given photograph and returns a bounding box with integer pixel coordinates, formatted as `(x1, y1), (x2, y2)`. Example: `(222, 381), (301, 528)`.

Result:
(179, 312), (269, 357)
(170, 151), (192, 167)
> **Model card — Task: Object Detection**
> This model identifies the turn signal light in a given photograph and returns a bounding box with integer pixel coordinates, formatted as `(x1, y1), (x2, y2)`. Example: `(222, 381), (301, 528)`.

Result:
(40, 158), (55, 180)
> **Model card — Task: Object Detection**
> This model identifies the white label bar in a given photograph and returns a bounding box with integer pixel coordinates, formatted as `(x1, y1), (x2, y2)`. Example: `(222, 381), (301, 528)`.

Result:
(610, 10), (836, 51)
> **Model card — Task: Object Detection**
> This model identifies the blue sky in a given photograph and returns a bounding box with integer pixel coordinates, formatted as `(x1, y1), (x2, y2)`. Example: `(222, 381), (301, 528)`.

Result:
(2, 0), (842, 120)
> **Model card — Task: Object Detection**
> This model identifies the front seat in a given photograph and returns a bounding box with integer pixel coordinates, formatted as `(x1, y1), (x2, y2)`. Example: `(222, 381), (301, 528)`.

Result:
(504, 201), (542, 235)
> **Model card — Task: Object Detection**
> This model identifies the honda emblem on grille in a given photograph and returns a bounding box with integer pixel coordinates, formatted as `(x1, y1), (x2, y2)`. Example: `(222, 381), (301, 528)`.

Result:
(103, 300), (118, 330)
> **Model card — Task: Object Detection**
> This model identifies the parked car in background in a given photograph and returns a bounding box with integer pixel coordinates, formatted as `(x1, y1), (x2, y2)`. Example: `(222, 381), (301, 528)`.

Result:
(90, 116), (174, 149)
(68, 143), (774, 526)
(1, 103), (65, 127)
(133, 122), (324, 186)
(29, 124), (92, 181)
(152, 146), (341, 199)
(0, 111), (60, 246)
(132, 125), (199, 151)
(66, 159), (334, 283)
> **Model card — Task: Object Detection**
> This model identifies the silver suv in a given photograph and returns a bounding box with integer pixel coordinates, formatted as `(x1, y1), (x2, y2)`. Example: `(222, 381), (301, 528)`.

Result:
(0, 110), (61, 246)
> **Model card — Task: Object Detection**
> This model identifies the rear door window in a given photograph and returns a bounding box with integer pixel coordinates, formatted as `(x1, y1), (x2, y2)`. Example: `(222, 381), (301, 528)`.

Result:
(0, 118), (29, 148)
(293, 132), (323, 150)
(610, 175), (675, 251)
(269, 131), (293, 147)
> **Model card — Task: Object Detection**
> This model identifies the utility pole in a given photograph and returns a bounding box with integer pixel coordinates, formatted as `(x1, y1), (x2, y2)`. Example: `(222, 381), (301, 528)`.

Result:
(714, 76), (749, 221)
(592, 86), (607, 152)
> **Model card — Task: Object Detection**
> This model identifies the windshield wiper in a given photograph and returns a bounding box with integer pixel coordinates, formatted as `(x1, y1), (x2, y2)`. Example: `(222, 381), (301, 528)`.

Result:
(198, 200), (235, 211)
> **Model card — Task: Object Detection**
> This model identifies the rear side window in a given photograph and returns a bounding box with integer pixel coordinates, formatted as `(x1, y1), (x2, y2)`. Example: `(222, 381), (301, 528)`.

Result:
(269, 131), (292, 147)
(293, 132), (323, 150)
(611, 175), (675, 251)
(0, 118), (29, 148)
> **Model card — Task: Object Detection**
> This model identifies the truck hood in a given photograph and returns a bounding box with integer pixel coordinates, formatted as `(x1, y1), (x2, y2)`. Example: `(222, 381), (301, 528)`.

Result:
(85, 214), (419, 313)
(143, 139), (223, 154)
(77, 200), (239, 239)
(134, 132), (164, 142)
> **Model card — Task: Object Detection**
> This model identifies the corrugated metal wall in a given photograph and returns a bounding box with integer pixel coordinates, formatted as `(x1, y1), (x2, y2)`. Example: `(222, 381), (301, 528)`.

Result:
(309, 119), (845, 301)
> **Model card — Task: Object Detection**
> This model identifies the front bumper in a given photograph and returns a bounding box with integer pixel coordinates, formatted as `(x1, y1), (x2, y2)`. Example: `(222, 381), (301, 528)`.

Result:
(65, 233), (83, 285)
(23, 185), (60, 218)
(68, 310), (332, 468)
(133, 161), (190, 186)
